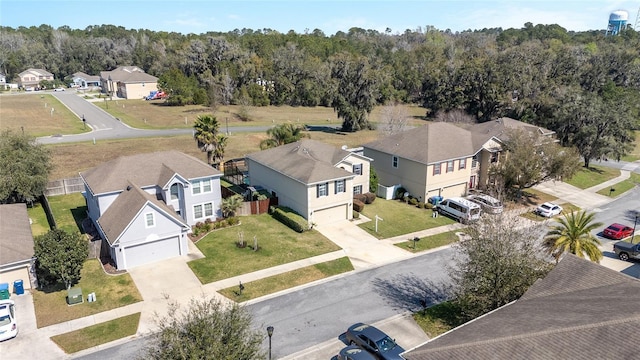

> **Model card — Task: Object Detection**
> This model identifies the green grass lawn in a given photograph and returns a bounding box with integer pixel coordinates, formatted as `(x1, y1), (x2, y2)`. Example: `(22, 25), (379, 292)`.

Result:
(218, 257), (353, 302)
(358, 199), (456, 239)
(50, 313), (140, 353)
(413, 301), (466, 338)
(33, 259), (142, 328)
(46, 193), (87, 234)
(188, 213), (341, 284)
(394, 229), (464, 252)
(520, 202), (580, 222)
(596, 172), (640, 197)
(565, 165), (620, 189)
(27, 202), (50, 237)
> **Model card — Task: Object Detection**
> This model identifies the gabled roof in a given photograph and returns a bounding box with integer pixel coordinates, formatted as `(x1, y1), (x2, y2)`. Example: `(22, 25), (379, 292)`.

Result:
(81, 151), (221, 195)
(97, 182), (188, 245)
(0, 204), (34, 265)
(72, 71), (100, 82)
(403, 254), (640, 360)
(100, 66), (157, 83)
(463, 117), (555, 149)
(19, 68), (53, 77)
(363, 122), (475, 164)
(246, 139), (356, 185)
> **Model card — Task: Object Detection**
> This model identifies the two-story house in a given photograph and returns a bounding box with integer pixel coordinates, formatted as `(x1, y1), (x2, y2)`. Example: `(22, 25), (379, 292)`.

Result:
(17, 68), (54, 89)
(100, 66), (158, 99)
(245, 139), (372, 226)
(81, 151), (222, 270)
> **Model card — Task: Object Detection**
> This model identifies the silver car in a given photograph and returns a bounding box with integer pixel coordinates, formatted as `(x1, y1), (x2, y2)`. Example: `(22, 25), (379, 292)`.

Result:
(467, 194), (503, 214)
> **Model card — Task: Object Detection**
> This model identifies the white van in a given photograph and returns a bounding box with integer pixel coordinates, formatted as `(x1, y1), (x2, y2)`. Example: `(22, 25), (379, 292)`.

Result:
(436, 197), (481, 223)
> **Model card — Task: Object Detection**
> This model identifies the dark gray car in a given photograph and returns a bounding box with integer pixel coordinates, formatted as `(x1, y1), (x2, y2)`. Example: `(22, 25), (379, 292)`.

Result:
(345, 323), (405, 360)
(613, 241), (640, 261)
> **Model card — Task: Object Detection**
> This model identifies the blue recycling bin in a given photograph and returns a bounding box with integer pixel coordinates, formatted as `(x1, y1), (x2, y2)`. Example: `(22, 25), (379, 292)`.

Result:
(13, 280), (24, 295)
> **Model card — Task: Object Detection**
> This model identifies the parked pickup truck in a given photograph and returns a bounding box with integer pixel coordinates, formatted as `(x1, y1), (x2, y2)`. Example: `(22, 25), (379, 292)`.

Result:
(613, 241), (640, 261)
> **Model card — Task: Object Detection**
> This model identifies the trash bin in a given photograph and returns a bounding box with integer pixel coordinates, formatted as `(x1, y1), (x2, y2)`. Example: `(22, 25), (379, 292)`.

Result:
(0, 283), (9, 300)
(13, 280), (24, 295)
(67, 287), (83, 305)
(428, 196), (443, 205)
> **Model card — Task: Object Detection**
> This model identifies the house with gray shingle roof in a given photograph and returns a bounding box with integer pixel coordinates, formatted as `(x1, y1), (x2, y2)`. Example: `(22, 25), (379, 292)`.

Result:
(100, 66), (158, 99)
(81, 151), (222, 270)
(245, 139), (371, 225)
(402, 254), (640, 360)
(17, 68), (54, 90)
(71, 71), (101, 89)
(0, 204), (36, 291)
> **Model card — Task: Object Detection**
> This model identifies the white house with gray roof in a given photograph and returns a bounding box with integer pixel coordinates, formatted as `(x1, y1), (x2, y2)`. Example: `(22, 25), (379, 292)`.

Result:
(81, 151), (222, 270)
(245, 139), (371, 225)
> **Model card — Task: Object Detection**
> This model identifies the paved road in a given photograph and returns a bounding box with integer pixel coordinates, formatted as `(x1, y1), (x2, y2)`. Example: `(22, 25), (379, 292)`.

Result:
(36, 92), (270, 145)
(74, 247), (452, 360)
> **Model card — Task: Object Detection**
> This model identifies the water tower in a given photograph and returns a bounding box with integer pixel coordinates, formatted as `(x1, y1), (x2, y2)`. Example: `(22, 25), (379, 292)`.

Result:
(606, 10), (629, 35)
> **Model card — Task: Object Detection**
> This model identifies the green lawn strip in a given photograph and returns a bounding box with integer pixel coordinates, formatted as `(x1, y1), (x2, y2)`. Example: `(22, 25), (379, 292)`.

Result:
(394, 229), (463, 252)
(596, 172), (640, 197)
(51, 313), (140, 354)
(46, 193), (87, 234)
(413, 301), (466, 339)
(188, 213), (341, 283)
(27, 202), (50, 237)
(218, 257), (353, 302)
(565, 165), (620, 189)
(358, 199), (456, 239)
(33, 259), (142, 328)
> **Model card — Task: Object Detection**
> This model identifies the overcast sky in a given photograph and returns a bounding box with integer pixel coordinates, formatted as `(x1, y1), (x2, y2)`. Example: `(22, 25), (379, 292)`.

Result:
(1, 0), (639, 35)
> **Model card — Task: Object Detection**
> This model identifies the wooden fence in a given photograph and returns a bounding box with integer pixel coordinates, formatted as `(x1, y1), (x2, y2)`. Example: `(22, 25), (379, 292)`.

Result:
(45, 176), (84, 196)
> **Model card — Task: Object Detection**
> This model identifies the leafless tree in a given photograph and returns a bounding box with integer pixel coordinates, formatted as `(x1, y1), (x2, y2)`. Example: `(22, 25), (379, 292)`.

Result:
(378, 103), (410, 136)
(434, 109), (477, 124)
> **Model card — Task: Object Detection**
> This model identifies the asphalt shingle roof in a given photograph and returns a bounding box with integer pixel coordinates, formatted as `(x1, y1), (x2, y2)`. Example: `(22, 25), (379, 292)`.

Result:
(403, 254), (640, 360)
(0, 204), (34, 265)
(245, 139), (355, 184)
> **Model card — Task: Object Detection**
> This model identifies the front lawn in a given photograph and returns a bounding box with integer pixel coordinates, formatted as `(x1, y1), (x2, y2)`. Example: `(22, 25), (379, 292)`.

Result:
(218, 257), (353, 302)
(394, 229), (463, 252)
(565, 165), (620, 189)
(33, 259), (142, 328)
(188, 213), (341, 284)
(358, 199), (456, 239)
(597, 172), (640, 197)
(520, 202), (580, 222)
(51, 313), (140, 353)
(413, 301), (465, 338)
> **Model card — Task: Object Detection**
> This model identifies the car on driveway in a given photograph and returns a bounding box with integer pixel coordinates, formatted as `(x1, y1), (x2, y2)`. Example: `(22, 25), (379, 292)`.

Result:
(603, 223), (634, 240)
(0, 300), (17, 341)
(535, 202), (563, 217)
(338, 345), (377, 360)
(345, 323), (405, 360)
(467, 194), (503, 214)
(613, 241), (640, 261)
(53, 87), (65, 91)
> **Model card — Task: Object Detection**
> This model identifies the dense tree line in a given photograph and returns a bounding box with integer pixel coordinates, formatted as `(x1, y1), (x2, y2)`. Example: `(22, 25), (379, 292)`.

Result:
(1, 23), (638, 150)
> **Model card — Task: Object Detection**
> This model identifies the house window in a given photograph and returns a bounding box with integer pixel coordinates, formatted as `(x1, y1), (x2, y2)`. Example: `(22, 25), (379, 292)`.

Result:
(194, 204), (203, 219)
(472, 154), (479, 168)
(191, 179), (212, 195)
(433, 163), (442, 175)
(317, 183), (328, 197)
(145, 213), (155, 227)
(335, 179), (345, 194)
(203, 179), (212, 192)
(353, 164), (363, 175)
(170, 183), (180, 200)
(204, 203), (213, 217)
(392, 156), (399, 168)
(459, 158), (466, 170)
(447, 160), (454, 173)
(490, 152), (499, 163)
(192, 180), (202, 195)
(194, 202), (214, 219)
(353, 185), (363, 195)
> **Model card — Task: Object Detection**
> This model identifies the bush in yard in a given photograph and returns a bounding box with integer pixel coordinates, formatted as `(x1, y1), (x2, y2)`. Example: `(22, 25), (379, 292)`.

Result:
(418, 202), (426, 209)
(395, 187), (407, 200)
(272, 206), (309, 232)
(354, 193), (367, 203)
(226, 217), (240, 226)
(353, 211), (360, 219)
(409, 197), (418, 206)
(34, 229), (88, 289)
(353, 199), (365, 212)
(364, 192), (376, 204)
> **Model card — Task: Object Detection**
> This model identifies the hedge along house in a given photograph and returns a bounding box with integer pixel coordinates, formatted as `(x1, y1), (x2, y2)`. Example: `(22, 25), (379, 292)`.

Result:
(100, 66), (158, 100)
(81, 151), (222, 270)
(245, 139), (372, 226)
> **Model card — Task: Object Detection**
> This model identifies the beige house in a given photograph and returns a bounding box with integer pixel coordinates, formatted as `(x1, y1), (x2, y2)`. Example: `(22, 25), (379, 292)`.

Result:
(0, 204), (36, 291)
(17, 68), (54, 89)
(245, 139), (371, 225)
(100, 66), (158, 99)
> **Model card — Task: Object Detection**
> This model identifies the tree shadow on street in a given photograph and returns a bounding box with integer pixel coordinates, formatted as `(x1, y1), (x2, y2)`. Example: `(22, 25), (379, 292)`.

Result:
(372, 273), (452, 312)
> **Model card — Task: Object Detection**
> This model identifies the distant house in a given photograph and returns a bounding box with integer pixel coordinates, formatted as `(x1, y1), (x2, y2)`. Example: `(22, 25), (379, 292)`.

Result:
(0, 73), (6, 86)
(71, 71), (101, 89)
(246, 139), (372, 225)
(0, 204), (36, 291)
(17, 68), (54, 89)
(100, 66), (158, 100)
(402, 254), (640, 360)
(81, 151), (222, 270)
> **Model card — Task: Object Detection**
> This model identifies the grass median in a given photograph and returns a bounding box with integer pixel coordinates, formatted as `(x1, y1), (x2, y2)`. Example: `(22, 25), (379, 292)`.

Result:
(394, 229), (463, 252)
(51, 313), (140, 354)
(597, 172), (640, 197)
(218, 257), (353, 302)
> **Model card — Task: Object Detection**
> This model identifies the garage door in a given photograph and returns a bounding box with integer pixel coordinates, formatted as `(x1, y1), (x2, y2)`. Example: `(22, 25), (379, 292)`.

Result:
(123, 236), (181, 269)
(313, 205), (348, 225)
(440, 183), (468, 199)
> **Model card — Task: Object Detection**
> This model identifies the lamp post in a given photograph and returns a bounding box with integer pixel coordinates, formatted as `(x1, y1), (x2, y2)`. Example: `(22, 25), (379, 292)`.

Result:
(266, 326), (274, 360)
(633, 212), (639, 243)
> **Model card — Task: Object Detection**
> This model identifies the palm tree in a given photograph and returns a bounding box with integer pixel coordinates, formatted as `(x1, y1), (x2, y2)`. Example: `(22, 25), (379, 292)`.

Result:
(543, 210), (603, 263)
(259, 123), (308, 150)
(194, 115), (226, 165)
(221, 194), (243, 218)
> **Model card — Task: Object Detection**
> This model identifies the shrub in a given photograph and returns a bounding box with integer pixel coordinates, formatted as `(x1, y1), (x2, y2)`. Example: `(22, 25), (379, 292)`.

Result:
(354, 194), (367, 203)
(409, 197), (418, 206)
(395, 187), (407, 200)
(353, 199), (365, 212)
(353, 211), (360, 219)
(426, 203), (434, 210)
(364, 192), (376, 204)
(418, 202), (426, 209)
(271, 206), (309, 233)
(227, 217), (240, 226)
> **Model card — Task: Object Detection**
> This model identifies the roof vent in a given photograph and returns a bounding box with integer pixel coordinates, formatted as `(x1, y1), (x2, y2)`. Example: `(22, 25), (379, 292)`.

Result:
(126, 185), (132, 191)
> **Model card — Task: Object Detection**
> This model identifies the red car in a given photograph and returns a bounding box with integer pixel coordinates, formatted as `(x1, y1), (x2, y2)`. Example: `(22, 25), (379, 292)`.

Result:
(603, 223), (634, 240)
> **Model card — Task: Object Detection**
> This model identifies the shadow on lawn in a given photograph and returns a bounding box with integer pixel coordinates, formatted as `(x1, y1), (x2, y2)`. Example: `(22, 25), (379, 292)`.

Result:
(71, 206), (88, 234)
(372, 273), (452, 312)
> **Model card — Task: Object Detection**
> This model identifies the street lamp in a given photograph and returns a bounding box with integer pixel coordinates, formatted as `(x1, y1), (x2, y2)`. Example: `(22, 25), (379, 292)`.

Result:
(266, 326), (274, 360)
(633, 212), (639, 244)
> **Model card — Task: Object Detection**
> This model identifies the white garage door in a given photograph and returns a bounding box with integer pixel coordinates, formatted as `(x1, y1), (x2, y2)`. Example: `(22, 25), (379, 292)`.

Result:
(313, 205), (348, 225)
(124, 236), (181, 269)
(440, 183), (468, 199)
